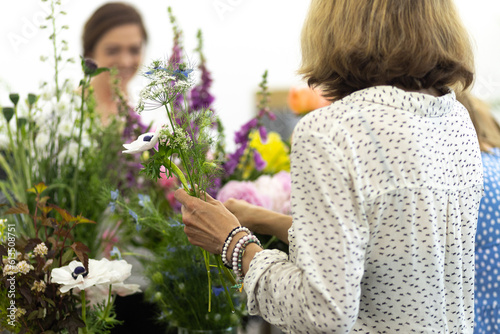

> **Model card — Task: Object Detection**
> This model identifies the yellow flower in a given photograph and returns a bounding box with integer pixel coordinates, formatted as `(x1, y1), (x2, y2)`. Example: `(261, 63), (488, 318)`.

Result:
(249, 131), (290, 174)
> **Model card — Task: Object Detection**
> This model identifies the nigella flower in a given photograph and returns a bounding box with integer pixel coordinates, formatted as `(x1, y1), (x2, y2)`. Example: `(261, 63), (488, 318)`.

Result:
(110, 189), (119, 201)
(110, 246), (122, 260)
(135, 60), (194, 113)
(173, 68), (193, 80)
(138, 194), (151, 207)
(128, 209), (138, 224)
(145, 66), (167, 75)
(122, 127), (161, 154)
(128, 209), (141, 231)
(212, 286), (224, 297)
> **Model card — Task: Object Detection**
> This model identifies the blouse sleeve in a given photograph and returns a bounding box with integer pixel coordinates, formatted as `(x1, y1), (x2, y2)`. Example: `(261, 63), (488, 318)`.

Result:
(243, 122), (370, 333)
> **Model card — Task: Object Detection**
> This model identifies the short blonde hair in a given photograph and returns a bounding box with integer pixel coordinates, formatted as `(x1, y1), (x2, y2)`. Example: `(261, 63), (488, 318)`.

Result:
(299, 0), (474, 100)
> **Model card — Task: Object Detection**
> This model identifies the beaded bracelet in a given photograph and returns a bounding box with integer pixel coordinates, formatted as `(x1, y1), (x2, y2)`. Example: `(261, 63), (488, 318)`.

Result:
(231, 234), (262, 284)
(221, 226), (251, 268)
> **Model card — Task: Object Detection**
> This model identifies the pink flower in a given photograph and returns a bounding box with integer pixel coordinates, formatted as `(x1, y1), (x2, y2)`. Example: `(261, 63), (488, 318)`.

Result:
(216, 181), (272, 209)
(101, 221), (122, 257)
(158, 166), (179, 190)
(167, 191), (182, 213)
(254, 171), (291, 214)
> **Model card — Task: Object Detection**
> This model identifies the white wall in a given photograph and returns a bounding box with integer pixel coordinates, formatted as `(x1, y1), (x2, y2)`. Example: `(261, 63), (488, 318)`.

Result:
(1, 0), (500, 146)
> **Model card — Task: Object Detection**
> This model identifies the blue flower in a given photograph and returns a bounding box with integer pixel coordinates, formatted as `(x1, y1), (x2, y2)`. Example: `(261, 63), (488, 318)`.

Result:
(145, 66), (168, 75)
(108, 201), (116, 213)
(173, 68), (193, 80)
(169, 220), (182, 227)
(138, 194), (151, 207)
(110, 246), (122, 260)
(212, 286), (224, 297)
(128, 209), (142, 231)
(110, 189), (119, 201)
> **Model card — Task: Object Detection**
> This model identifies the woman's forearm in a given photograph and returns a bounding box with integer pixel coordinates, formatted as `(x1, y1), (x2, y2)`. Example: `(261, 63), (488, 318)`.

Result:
(253, 209), (292, 244)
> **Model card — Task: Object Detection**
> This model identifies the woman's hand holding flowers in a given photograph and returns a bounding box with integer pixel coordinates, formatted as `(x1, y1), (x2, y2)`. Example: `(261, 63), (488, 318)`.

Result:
(174, 189), (241, 255)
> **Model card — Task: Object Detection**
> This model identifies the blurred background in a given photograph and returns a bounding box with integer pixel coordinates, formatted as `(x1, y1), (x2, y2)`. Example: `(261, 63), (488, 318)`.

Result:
(0, 0), (500, 148)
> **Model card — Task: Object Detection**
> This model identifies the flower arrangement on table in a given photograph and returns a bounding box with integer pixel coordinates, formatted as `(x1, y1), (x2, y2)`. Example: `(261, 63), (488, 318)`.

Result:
(114, 9), (243, 332)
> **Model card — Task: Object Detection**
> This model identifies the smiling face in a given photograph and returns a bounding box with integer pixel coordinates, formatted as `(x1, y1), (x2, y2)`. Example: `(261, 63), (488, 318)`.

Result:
(89, 23), (144, 86)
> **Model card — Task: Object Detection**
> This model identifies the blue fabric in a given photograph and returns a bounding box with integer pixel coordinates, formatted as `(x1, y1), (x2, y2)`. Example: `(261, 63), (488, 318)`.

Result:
(475, 148), (500, 333)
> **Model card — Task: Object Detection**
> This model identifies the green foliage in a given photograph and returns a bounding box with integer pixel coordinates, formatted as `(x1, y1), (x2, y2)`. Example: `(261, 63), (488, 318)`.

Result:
(0, 186), (91, 334)
(144, 223), (245, 331)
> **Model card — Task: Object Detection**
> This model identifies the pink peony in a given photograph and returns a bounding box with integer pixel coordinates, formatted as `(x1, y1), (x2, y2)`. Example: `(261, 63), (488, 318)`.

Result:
(216, 181), (272, 209)
(254, 171), (291, 214)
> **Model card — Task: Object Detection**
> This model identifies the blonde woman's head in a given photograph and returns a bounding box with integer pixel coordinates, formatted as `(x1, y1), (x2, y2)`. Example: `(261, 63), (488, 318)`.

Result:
(299, 0), (474, 101)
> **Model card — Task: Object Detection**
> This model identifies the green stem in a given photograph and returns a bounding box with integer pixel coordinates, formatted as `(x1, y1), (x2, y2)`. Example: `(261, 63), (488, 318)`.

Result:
(12, 103), (31, 198)
(162, 158), (189, 191)
(72, 76), (88, 215)
(215, 255), (236, 312)
(80, 290), (88, 334)
(163, 103), (197, 195)
(102, 284), (113, 319)
(263, 235), (278, 249)
(203, 250), (212, 312)
(50, 0), (60, 101)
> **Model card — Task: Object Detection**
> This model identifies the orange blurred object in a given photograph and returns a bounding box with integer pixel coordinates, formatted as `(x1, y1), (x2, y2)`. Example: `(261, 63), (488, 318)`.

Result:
(287, 87), (330, 115)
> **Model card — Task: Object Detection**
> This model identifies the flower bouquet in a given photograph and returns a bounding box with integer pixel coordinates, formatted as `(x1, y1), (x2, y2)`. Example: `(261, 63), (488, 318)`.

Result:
(117, 8), (241, 332)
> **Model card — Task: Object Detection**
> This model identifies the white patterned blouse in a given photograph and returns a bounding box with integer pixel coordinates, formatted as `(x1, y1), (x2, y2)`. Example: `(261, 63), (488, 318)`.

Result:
(244, 85), (484, 333)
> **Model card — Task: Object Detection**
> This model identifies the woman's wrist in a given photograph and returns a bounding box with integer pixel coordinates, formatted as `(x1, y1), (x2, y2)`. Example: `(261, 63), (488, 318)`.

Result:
(241, 242), (262, 276)
(226, 231), (249, 264)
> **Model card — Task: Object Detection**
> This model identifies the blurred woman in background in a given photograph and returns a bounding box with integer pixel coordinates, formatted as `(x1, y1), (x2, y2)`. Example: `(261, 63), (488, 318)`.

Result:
(82, 1), (147, 126)
(458, 92), (500, 334)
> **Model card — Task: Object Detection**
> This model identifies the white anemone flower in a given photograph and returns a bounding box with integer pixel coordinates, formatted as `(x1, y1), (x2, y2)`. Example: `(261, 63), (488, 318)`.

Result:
(51, 258), (133, 293)
(85, 282), (141, 306)
(122, 126), (161, 154)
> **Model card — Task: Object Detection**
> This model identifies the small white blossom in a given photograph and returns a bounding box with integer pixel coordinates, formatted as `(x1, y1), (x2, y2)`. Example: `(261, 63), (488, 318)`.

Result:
(32, 280), (47, 293)
(15, 308), (26, 320)
(17, 260), (34, 274)
(171, 128), (193, 150)
(3, 264), (18, 275)
(34, 242), (48, 257)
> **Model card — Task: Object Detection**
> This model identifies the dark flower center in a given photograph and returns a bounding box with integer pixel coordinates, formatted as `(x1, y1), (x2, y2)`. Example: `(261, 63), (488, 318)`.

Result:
(72, 266), (88, 279)
(143, 135), (153, 142)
